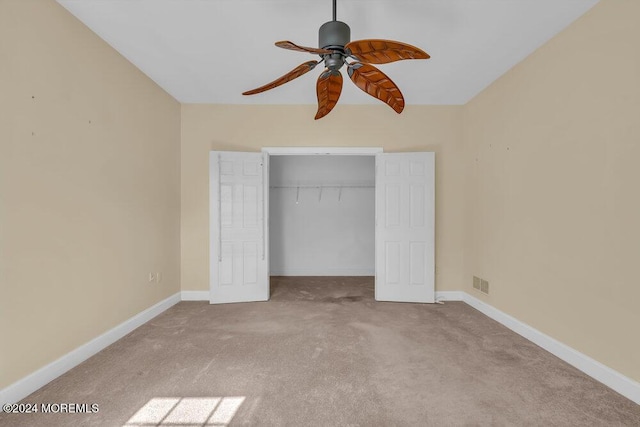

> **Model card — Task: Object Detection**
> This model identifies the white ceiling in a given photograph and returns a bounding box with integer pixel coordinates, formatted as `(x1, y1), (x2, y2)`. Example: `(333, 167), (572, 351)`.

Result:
(57, 0), (599, 106)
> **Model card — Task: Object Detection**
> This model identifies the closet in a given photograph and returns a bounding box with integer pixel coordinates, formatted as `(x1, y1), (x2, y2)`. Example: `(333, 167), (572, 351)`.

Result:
(209, 148), (434, 304)
(269, 155), (375, 276)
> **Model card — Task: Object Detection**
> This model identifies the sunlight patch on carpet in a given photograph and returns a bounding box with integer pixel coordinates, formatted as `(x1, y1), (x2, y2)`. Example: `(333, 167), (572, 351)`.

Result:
(123, 396), (245, 426)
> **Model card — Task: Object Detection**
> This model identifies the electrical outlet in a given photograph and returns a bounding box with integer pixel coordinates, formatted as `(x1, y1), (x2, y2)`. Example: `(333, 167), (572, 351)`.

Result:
(473, 276), (481, 290)
(156, 272), (162, 283)
(480, 279), (489, 294)
(148, 272), (155, 283)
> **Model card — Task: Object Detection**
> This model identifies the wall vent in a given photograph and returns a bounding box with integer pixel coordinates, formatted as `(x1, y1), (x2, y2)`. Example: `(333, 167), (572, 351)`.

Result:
(480, 279), (489, 294)
(473, 276), (489, 295)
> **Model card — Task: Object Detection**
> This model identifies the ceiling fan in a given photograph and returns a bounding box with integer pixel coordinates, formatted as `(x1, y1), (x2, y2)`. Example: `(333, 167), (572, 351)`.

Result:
(242, 0), (430, 120)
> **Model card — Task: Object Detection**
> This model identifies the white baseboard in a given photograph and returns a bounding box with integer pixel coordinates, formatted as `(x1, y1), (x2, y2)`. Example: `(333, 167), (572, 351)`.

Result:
(186, 291), (466, 303)
(181, 291), (209, 301)
(0, 292), (181, 405)
(460, 292), (640, 405)
(435, 291), (465, 301)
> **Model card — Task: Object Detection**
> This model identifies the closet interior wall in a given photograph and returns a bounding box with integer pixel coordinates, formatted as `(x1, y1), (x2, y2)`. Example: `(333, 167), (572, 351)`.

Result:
(269, 155), (375, 276)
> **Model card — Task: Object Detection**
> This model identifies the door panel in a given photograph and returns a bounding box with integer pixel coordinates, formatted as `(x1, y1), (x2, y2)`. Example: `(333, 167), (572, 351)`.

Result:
(375, 152), (435, 303)
(385, 184), (401, 227)
(385, 241), (401, 284)
(210, 152), (269, 304)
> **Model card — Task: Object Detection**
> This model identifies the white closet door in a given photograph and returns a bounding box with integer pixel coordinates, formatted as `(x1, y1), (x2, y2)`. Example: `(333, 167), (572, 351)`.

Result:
(375, 152), (435, 303)
(210, 151), (269, 304)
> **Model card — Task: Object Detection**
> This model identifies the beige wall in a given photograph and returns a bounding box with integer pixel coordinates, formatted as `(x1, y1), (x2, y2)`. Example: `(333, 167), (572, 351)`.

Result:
(181, 105), (465, 293)
(0, 0), (181, 389)
(463, 0), (640, 382)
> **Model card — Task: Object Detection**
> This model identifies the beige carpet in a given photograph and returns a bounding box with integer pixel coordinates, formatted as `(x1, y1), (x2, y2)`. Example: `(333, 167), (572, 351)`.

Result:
(2, 277), (639, 426)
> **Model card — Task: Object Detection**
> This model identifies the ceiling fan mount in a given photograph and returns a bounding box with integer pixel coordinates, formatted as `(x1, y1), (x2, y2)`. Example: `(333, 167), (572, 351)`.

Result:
(243, 0), (430, 119)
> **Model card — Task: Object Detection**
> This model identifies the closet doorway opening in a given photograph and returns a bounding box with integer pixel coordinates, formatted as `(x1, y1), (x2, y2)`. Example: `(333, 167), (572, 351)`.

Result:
(269, 154), (375, 277)
(209, 147), (434, 304)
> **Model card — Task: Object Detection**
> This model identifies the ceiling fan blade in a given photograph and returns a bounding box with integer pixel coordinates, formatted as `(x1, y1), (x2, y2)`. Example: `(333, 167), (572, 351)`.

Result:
(242, 60), (319, 95)
(276, 41), (332, 55)
(345, 39), (430, 64)
(347, 62), (405, 114)
(315, 69), (343, 120)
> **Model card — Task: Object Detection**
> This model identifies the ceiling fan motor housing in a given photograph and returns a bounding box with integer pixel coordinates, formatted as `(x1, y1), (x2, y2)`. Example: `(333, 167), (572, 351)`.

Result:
(319, 21), (350, 70)
(319, 20), (350, 50)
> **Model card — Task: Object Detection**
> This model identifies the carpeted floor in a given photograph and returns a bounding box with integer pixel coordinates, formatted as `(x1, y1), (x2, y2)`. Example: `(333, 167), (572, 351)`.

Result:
(2, 277), (639, 426)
